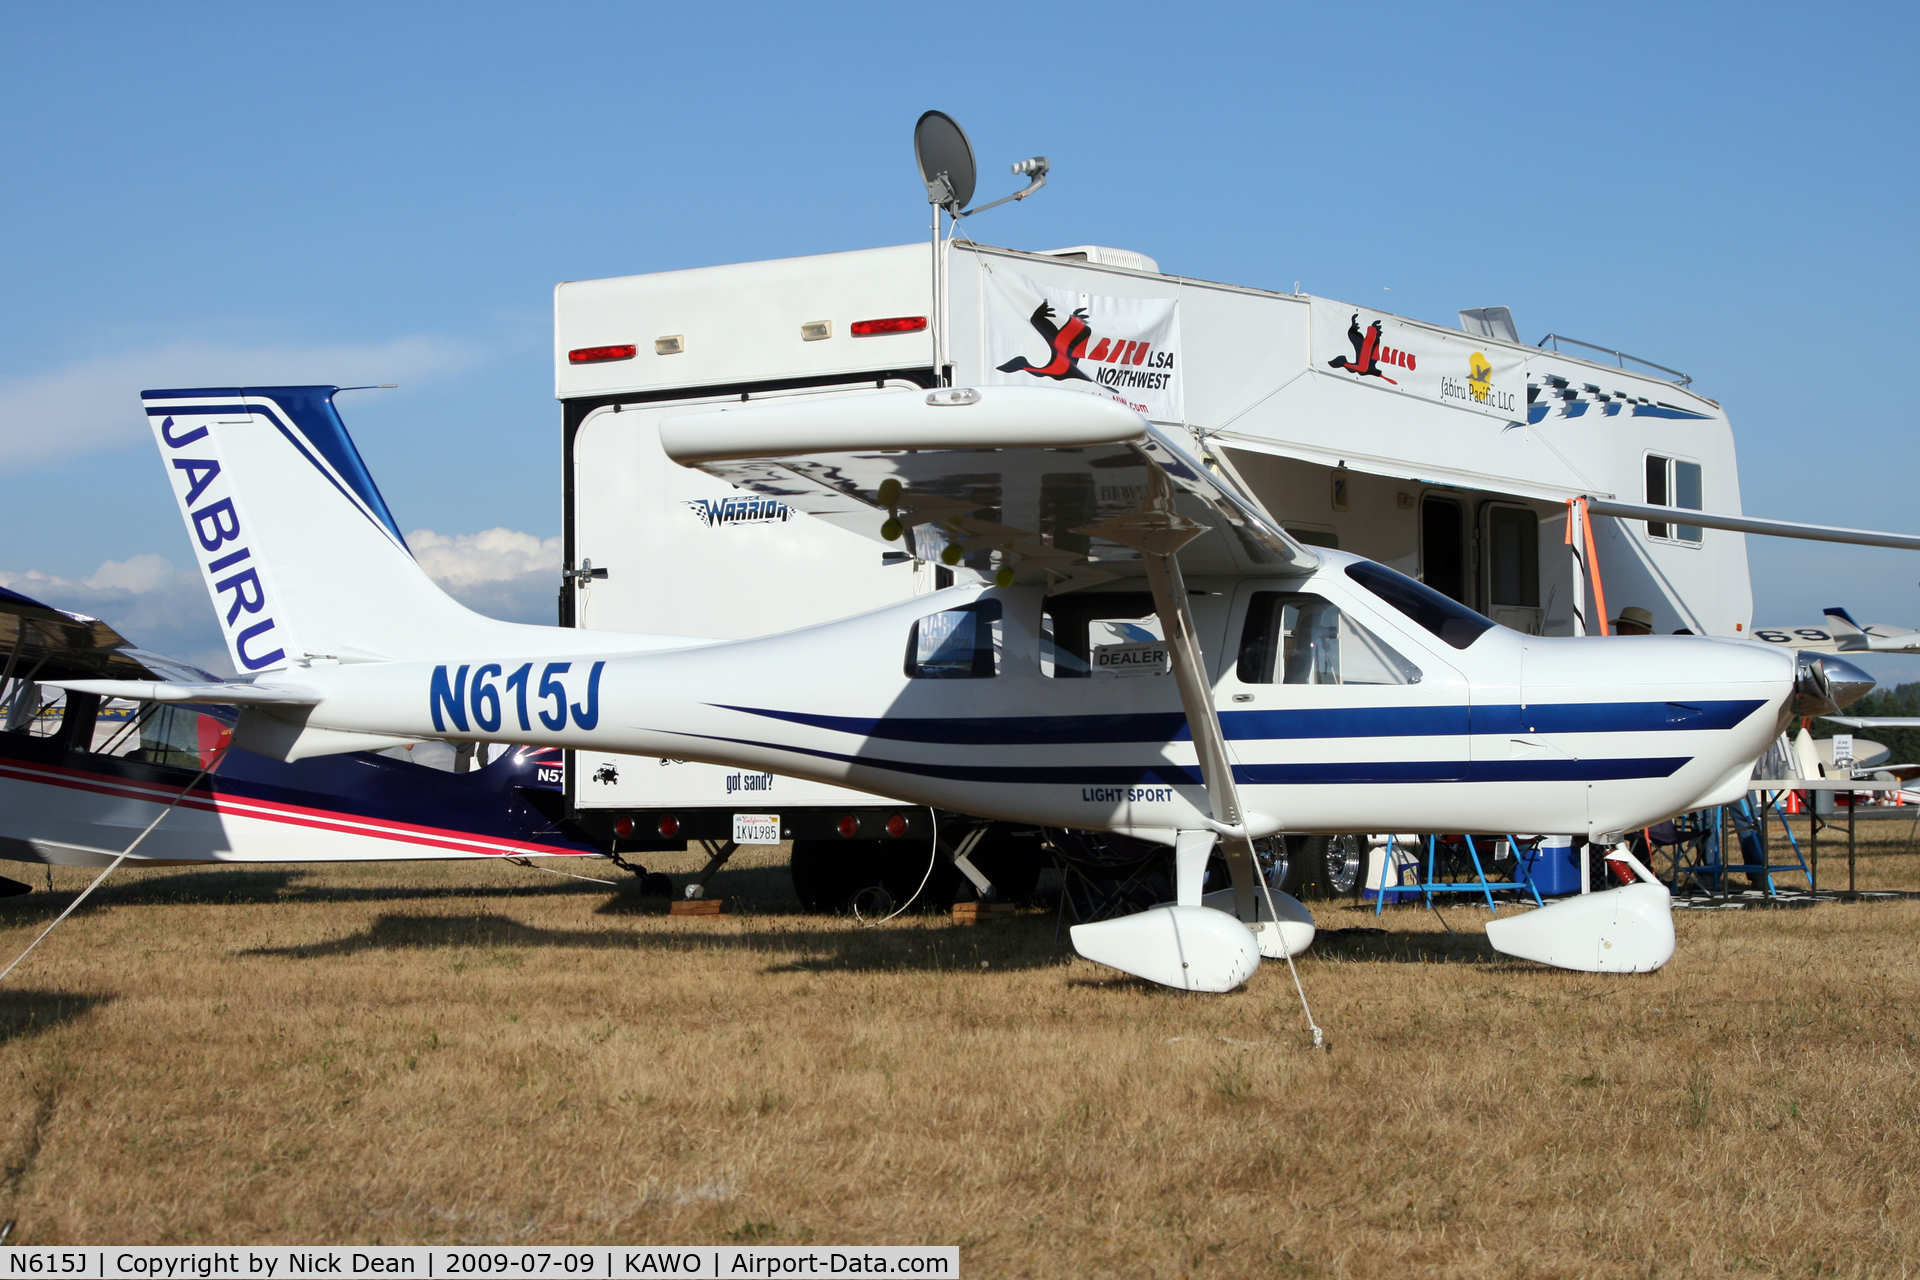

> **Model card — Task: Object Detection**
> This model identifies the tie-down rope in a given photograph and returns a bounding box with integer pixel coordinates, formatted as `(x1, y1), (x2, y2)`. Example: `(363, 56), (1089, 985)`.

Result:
(0, 743), (229, 984)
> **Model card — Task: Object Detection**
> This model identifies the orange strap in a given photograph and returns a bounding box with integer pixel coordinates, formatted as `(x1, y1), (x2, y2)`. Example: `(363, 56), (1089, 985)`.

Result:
(1580, 497), (1610, 637)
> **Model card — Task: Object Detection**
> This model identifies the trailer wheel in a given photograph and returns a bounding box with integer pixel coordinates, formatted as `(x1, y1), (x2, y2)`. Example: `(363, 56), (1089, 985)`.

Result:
(863, 837), (957, 912)
(962, 825), (1046, 902)
(790, 839), (855, 912)
(791, 838), (956, 913)
(1323, 833), (1367, 897)
(1266, 834), (1367, 899)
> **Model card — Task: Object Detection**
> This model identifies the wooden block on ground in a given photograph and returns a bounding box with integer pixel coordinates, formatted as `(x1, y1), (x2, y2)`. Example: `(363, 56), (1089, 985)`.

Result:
(951, 902), (1016, 925)
(670, 898), (725, 916)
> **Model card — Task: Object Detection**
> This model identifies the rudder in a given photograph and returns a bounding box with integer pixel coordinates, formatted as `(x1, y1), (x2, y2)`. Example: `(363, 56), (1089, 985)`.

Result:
(143, 386), (489, 672)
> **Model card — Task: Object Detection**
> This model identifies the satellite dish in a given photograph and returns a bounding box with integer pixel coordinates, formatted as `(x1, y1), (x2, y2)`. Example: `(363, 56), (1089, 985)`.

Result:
(914, 111), (977, 212)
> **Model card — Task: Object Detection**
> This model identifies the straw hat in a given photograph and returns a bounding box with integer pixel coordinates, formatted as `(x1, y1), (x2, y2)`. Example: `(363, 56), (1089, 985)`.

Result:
(1611, 606), (1654, 631)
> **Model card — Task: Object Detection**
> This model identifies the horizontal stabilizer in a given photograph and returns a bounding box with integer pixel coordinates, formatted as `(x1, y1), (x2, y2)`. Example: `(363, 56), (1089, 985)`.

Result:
(44, 679), (322, 706)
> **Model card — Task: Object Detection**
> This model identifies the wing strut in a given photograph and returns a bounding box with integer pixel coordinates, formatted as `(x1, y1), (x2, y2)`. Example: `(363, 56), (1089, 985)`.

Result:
(1081, 468), (1263, 924)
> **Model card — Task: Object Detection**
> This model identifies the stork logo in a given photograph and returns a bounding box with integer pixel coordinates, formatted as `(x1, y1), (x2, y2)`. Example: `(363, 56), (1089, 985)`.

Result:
(1326, 314), (1413, 385)
(1467, 351), (1494, 403)
(996, 303), (1094, 382)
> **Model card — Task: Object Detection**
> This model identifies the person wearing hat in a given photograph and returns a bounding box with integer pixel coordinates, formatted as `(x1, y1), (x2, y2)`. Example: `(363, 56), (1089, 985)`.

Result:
(1612, 605), (1654, 635)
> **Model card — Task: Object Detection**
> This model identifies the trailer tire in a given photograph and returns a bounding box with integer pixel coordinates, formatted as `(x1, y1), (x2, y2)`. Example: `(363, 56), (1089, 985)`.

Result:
(963, 825), (1046, 902)
(791, 838), (957, 913)
(790, 839), (855, 912)
(863, 837), (958, 912)
(1271, 834), (1368, 900)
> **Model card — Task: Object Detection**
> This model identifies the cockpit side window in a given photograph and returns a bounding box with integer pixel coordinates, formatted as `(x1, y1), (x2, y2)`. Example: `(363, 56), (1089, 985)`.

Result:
(1237, 592), (1422, 685)
(1040, 593), (1164, 679)
(1344, 561), (1496, 650)
(905, 600), (1002, 679)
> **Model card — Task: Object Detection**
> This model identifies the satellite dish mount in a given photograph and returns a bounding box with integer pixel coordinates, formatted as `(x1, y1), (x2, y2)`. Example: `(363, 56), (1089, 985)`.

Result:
(913, 110), (1049, 383)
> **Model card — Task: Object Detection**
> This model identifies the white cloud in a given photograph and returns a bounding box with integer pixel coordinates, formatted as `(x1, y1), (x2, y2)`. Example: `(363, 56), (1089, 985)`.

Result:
(408, 527), (561, 588)
(0, 526), (562, 676)
(83, 553), (174, 593)
(407, 527), (562, 626)
(0, 336), (474, 473)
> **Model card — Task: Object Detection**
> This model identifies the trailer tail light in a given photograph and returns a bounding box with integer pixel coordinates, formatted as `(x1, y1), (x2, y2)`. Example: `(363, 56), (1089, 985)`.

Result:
(886, 813), (908, 838)
(658, 815), (679, 838)
(613, 817), (634, 838)
(569, 344), (637, 364)
(850, 316), (927, 337)
(838, 814), (859, 837)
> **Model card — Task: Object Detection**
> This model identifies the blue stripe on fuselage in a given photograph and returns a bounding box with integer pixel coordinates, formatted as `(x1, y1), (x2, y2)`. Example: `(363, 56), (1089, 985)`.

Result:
(712, 700), (1764, 745)
(675, 731), (1690, 786)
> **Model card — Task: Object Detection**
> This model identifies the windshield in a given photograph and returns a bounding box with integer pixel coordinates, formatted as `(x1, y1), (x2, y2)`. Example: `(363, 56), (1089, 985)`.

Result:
(1344, 561), (1496, 650)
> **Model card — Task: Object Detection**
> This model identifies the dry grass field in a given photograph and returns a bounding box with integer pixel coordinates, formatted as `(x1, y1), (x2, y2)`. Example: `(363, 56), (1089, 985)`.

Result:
(0, 831), (1913, 1278)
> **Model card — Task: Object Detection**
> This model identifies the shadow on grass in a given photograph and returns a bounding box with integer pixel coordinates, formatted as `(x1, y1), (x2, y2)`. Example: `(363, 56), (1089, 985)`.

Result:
(244, 910), (1068, 972)
(1309, 924), (1501, 965)
(592, 863), (822, 919)
(0, 866), (622, 916)
(0, 991), (109, 1045)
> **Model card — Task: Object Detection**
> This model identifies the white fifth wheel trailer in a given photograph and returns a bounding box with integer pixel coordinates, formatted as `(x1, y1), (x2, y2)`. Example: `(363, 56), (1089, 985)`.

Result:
(550, 237), (1815, 901)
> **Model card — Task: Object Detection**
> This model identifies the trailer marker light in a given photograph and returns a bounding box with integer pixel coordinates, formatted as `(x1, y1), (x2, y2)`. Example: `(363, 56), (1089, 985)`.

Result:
(658, 815), (679, 838)
(851, 316), (927, 336)
(800, 320), (832, 341)
(614, 817), (635, 838)
(569, 344), (637, 364)
(838, 814), (859, 837)
(886, 813), (908, 838)
(655, 335), (684, 355)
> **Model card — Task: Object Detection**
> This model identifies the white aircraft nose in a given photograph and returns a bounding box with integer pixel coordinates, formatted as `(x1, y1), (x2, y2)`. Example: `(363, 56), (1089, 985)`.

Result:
(1525, 634), (1797, 834)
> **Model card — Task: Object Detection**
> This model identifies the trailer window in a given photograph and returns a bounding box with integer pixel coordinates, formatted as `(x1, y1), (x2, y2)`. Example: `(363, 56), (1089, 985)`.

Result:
(1041, 593), (1165, 678)
(1487, 506), (1540, 608)
(1645, 454), (1703, 544)
(1345, 561), (1495, 650)
(1237, 593), (1421, 685)
(905, 600), (1001, 679)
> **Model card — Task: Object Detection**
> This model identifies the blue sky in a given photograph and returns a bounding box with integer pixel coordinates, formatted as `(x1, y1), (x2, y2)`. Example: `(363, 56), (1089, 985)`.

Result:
(1, 3), (1915, 675)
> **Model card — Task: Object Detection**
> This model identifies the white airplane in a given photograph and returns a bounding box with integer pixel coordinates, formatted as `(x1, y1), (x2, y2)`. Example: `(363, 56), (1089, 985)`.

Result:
(1751, 608), (1920, 655)
(54, 384), (1810, 990)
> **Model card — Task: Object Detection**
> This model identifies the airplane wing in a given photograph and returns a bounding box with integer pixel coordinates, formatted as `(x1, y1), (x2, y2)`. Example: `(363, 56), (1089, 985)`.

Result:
(0, 586), (156, 682)
(42, 679), (322, 706)
(659, 385), (1318, 588)
(1822, 716), (1920, 729)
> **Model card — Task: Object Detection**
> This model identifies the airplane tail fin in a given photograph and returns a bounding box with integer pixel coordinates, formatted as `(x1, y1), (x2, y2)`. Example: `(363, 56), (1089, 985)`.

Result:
(1822, 606), (1869, 651)
(142, 386), (519, 673)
